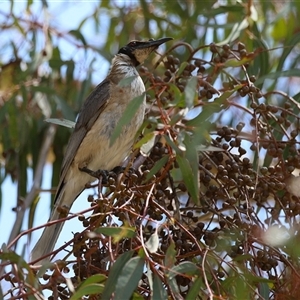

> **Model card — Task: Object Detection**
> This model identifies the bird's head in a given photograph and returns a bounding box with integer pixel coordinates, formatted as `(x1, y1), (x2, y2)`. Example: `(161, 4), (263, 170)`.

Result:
(118, 37), (173, 66)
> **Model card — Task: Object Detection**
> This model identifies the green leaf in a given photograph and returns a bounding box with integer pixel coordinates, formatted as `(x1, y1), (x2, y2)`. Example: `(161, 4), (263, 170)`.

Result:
(217, 18), (249, 45)
(66, 60), (75, 83)
(102, 250), (134, 299)
(45, 118), (75, 128)
(114, 256), (145, 300)
(224, 56), (255, 67)
(258, 282), (270, 300)
(169, 261), (199, 281)
(110, 93), (145, 146)
(255, 69), (300, 85)
(176, 154), (199, 203)
(176, 62), (189, 77)
(118, 76), (138, 87)
(70, 284), (104, 299)
(164, 241), (182, 299)
(276, 32), (300, 72)
(137, 132), (156, 155)
(0, 251), (35, 282)
(271, 17), (287, 41)
(164, 240), (176, 269)
(49, 47), (62, 70)
(186, 276), (205, 299)
(184, 76), (197, 108)
(70, 275), (106, 300)
(186, 85), (242, 127)
(69, 29), (87, 46)
(145, 231), (159, 253)
(144, 155), (169, 183)
(152, 273), (167, 300)
(94, 226), (136, 242)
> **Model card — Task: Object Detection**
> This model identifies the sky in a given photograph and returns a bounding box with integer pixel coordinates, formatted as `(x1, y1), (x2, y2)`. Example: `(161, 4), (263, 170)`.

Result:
(0, 1), (112, 263)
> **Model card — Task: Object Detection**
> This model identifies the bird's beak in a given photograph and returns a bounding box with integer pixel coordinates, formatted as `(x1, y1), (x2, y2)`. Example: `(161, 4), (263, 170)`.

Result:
(136, 37), (173, 49)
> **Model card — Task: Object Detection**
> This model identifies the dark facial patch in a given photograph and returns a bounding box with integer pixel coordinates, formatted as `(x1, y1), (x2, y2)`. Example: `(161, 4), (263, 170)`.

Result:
(118, 46), (139, 66)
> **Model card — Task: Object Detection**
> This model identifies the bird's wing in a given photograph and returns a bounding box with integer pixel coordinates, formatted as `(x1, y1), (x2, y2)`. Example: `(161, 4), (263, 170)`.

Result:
(54, 79), (111, 203)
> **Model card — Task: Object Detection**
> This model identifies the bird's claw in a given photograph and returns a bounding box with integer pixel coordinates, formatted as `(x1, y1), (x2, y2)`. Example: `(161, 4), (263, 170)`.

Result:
(79, 166), (134, 183)
(79, 166), (109, 181)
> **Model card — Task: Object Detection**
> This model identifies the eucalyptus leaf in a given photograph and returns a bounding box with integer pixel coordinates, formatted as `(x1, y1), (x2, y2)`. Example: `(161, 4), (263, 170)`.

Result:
(45, 118), (75, 128)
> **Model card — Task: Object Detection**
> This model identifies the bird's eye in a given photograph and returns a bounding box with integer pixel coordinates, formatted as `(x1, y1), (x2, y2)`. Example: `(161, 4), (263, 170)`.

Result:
(129, 41), (136, 47)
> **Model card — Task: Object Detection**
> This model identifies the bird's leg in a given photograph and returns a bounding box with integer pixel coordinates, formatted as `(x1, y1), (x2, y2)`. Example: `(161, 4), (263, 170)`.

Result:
(79, 166), (135, 183)
(79, 166), (109, 182)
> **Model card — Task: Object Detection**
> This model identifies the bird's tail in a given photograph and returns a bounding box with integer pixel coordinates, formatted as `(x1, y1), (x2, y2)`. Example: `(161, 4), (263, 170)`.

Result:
(30, 204), (67, 263)
(31, 170), (89, 263)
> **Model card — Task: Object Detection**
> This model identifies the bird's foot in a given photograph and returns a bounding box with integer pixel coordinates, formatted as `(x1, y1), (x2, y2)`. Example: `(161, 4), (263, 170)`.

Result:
(79, 166), (133, 184)
(79, 166), (109, 181)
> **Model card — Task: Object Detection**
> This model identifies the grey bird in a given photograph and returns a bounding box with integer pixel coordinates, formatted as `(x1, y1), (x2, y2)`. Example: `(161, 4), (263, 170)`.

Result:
(31, 37), (173, 262)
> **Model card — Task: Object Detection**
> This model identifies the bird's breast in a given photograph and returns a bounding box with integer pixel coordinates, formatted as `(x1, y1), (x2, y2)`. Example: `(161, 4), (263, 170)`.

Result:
(73, 74), (146, 174)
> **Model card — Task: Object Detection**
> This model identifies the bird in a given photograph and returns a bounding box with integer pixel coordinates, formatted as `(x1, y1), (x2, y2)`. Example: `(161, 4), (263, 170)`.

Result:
(31, 37), (173, 262)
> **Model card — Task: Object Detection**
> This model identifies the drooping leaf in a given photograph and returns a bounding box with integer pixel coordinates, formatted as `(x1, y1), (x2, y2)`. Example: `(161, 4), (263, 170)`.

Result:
(164, 240), (176, 269)
(118, 76), (138, 87)
(145, 230), (159, 253)
(101, 250), (134, 299)
(114, 256), (145, 300)
(69, 29), (87, 46)
(45, 118), (75, 128)
(70, 274), (106, 300)
(169, 261), (199, 280)
(184, 76), (198, 108)
(110, 93), (145, 146)
(144, 155), (169, 183)
(164, 241), (182, 299)
(256, 69), (300, 85)
(152, 272), (167, 300)
(176, 154), (199, 203)
(186, 276), (205, 299)
(94, 226), (136, 242)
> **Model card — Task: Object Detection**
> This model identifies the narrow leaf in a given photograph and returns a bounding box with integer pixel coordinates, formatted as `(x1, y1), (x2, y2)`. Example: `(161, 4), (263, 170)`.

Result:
(152, 273), (167, 300)
(186, 276), (204, 299)
(110, 93), (145, 146)
(144, 155), (169, 183)
(256, 69), (300, 85)
(169, 261), (199, 280)
(101, 250), (134, 299)
(94, 226), (136, 242)
(176, 62), (189, 77)
(45, 118), (75, 128)
(69, 29), (87, 46)
(138, 132), (156, 155)
(70, 275), (106, 300)
(164, 240), (176, 269)
(277, 32), (300, 72)
(186, 84), (242, 127)
(176, 155), (199, 203)
(258, 282), (270, 300)
(145, 231), (159, 253)
(184, 77), (197, 108)
(217, 18), (249, 45)
(70, 283), (104, 300)
(114, 256), (145, 300)
(118, 76), (138, 87)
